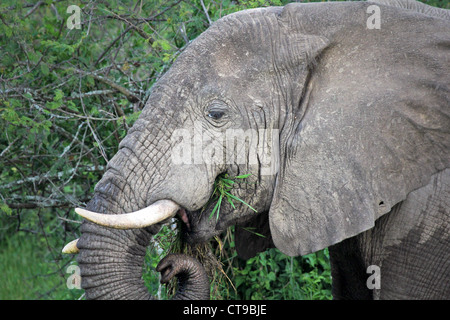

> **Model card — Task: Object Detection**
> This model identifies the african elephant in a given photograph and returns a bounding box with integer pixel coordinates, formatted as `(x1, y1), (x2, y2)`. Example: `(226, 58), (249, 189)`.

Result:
(63, 0), (450, 300)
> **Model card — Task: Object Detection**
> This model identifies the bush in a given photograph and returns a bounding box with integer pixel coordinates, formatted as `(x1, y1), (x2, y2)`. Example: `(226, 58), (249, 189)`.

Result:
(231, 248), (332, 300)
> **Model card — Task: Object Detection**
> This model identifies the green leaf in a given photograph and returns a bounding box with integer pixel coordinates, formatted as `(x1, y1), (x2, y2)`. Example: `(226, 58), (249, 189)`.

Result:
(221, 178), (235, 185)
(160, 40), (171, 51)
(46, 101), (61, 110)
(0, 203), (12, 216)
(66, 101), (78, 112)
(125, 111), (142, 126)
(28, 51), (42, 63)
(235, 174), (251, 179)
(41, 63), (49, 76)
(242, 227), (265, 238)
(210, 195), (221, 220)
(54, 89), (64, 101)
(226, 192), (257, 212)
(215, 194), (222, 221)
(86, 75), (95, 87)
(226, 195), (236, 209)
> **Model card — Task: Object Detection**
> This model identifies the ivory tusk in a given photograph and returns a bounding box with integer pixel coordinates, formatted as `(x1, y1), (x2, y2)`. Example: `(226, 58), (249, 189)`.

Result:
(75, 199), (180, 229)
(62, 239), (80, 254)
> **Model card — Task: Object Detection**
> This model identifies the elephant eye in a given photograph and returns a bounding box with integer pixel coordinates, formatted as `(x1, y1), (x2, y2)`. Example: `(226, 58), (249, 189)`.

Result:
(208, 110), (225, 120)
(205, 100), (229, 124)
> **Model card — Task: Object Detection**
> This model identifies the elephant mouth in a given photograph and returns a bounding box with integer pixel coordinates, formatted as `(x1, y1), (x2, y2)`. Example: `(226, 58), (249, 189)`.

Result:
(177, 207), (191, 231)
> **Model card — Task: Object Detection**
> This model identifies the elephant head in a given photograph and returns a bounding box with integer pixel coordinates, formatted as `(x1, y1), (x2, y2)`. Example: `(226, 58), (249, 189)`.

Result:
(64, 1), (450, 299)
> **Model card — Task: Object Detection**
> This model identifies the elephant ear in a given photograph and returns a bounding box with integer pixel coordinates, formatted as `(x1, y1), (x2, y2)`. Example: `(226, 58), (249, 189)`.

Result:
(269, 3), (450, 256)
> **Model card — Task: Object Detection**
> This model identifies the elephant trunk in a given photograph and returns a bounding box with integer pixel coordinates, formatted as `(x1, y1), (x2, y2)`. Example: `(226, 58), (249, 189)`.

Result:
(157, 254), (210, 300)
(76, 192), (209, 300)
(77, 217), (154, 299)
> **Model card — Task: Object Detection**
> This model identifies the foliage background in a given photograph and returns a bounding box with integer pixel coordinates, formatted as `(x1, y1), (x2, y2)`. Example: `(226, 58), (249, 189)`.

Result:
(0, 0), (446, 299)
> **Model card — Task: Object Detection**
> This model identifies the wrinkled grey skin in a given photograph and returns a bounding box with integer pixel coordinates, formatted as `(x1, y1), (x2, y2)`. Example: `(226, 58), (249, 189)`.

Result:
(77, 0), (450, 299)
(156, 254), (210, 300)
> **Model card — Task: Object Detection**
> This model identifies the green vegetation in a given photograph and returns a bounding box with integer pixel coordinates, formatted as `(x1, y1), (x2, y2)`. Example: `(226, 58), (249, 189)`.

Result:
(0, 0), (445, 300)
(232, 248), (332, 300)
(143, 224), (332, 300)
(0, 231), (83, 299)
(206, 173), (257, 221)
